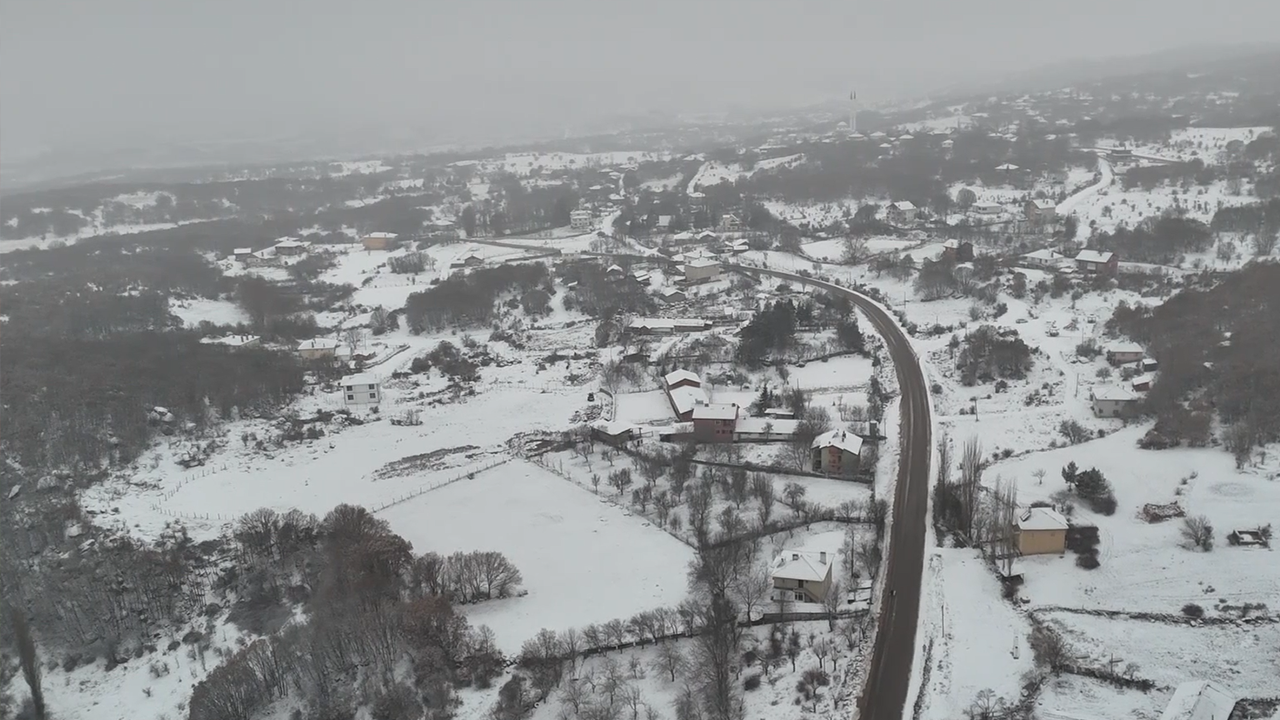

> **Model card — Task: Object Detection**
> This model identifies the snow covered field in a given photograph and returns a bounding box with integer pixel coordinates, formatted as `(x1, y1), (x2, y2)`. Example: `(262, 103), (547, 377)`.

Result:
(1131, 127), (1273, 165)
(168, 297), (248, 327)
(382, 461), (694, 655)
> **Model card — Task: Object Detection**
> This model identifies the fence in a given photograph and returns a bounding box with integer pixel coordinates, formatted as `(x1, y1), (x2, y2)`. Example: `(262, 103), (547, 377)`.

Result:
(370, 457), (513, 513)
(149, 463), (231, 507)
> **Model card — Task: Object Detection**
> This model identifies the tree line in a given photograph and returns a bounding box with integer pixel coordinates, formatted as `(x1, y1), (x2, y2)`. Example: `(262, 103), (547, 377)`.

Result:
(404, 264), (549, 333)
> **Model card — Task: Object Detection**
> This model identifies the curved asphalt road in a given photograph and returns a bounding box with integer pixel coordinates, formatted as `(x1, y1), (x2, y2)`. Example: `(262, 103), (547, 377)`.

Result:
(732, 266), (932, 720)
(460, 240), (934, 720)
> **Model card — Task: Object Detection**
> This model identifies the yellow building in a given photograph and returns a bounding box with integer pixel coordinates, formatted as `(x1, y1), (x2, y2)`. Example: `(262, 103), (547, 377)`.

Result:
(1015, 507), (1069, 556)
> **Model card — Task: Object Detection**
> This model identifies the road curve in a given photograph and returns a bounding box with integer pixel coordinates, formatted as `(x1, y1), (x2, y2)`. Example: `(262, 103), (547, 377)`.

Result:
(732, 266), (932, 720)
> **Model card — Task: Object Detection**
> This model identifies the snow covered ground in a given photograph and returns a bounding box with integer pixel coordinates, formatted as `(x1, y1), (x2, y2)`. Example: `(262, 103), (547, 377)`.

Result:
(1129, 127), (1274, 165)
(168, 297), (248, 327)
(688, 154), (804, 191)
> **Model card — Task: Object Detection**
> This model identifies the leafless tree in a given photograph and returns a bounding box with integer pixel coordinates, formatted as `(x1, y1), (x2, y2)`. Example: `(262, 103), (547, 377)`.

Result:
(812, 635), (832, 671)
(752, 474), (775, 524)
(1181, 515), (1215, 551)
(9, 608), (45, 720)
(782, 482), (807, 513)
(822, 579), (844, 630)
(855, 538), (883, 580)
(729, 561), (772, 622)
(958, 437), (984, 541)
(653, 642), (688, 683)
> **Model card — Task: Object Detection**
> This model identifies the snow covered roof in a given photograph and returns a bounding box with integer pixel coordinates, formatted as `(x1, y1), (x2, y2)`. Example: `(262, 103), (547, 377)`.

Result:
(663, 369), (701, 387)
(891, 201), (917, 211)
(1159, 681), (1235, 720)
(1018, 507), (1069, 531)
(697, 231), (718, 239)
(232, 247), (253, 255)
(656, 215), (673, 228)
(1075, 249), (1115, 264)
(365, 232), (398, 239)
(297, 338), (341, 351)
(668, 385), (710, 416)
(1105, 341), (1144, 354)
(1091, 385), (1138, 402)
(692, 403), (739, 421)
(274, 238), (310, 249)
(661, 288), (686, 298)
(673, 231), (695, 241)
(200, 334), (258, 347)
(607, 264), (624, 274)
(593, 420), (634, 436)
(341, 373), (378, 387)
(812, 429), (863, 455)
(1131, 374), (1153, 388)
(1024, 249), (1062, 261)
(685, 259), (719, 269)
(1031, 199), (1056, 210)
(771, 551), (832, 582)
(996, 163), (1020, 171)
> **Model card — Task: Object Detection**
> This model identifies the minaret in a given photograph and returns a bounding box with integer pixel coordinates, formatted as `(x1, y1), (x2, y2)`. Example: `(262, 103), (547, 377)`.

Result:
(849, 91), (859, 134)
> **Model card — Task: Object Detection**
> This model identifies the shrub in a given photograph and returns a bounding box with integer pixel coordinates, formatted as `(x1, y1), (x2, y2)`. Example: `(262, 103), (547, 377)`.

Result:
(1181, 603), (1205, 618)
(1181, 515), (1214, 552)
(744, 674), (762, 692)
(1075, 552), (1101, 569)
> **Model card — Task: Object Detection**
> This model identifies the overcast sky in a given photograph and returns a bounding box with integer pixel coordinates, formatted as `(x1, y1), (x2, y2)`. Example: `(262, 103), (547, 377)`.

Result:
(3, 0), (1279, 160)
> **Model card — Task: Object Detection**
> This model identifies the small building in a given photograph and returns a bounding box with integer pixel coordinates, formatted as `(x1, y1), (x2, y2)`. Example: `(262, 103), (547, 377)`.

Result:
(1105, 341), (1145, 366)
(570, 209), (594, 232)
(662, 370), (709, 421)
(1141, 358), (1159, 372)
(1091, 385), (1139, 418)
(885, 201), (918, 226)
(697, 230), (718, 243)
(362, 232), (399, 251)
(682, 258), (721, 283)
(1158, 681), (1235, 720)
(691, 403), (740, 443)
(1022, 248), (1065, 269)
(606, 264), (626, 279)
(628, 318), (713, 336)
(717, 213), (742, 232)
(200, 334), (261, 349)
(1131, 374), (1152, 391)
(972, 202), (1004, 216)
(811, 429), (863, 477)
(770, 550), (834, 604)
(463, 252), (485, 268)
(1074, 249), (1118, 275)
(246, 247), (277, 266)
(231, 247), (254, 262)
(340, 373), (381, 409)
(663, 369), (702, 390)
(273, 238), (311, 256)
(1024, 199), (1058, 224)
(1015, 507), (1069, 556)
(660, 288), (687, 303)
(655, 215), (673, 231)
(671, 231), (696, 245)
(764, 408), (796, 420)
(592, 420), (634, 446)
(941, 239), (975, 262)
(296, 337), (341, 360)
(729, 239), (750, 254)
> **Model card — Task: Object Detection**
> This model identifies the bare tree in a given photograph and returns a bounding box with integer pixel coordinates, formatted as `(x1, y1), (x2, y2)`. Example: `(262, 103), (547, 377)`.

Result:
(822, 579), (844, 630)
(752, 474), (775, 525)
(1181, 515), (1215, 551)
(958, 437), (984, 541)
(855, 538), (883, 580)
(652, 642), (687, 683)
(782, 482), (807, 513)
(9, 608), (45, 720)
(728, 561), (772, 622)
(343, 326), (364, 356)
(812, 636), (831, 671)
(609, 468), (634, 497)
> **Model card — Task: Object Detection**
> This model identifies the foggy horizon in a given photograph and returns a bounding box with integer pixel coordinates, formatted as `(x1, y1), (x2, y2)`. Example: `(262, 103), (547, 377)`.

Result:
(4, 0), (1280, 164)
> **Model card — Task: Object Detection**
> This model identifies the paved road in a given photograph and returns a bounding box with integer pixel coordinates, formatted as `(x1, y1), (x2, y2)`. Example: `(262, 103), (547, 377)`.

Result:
(459, 241), (936, 720)
(734, 267), (932, 720)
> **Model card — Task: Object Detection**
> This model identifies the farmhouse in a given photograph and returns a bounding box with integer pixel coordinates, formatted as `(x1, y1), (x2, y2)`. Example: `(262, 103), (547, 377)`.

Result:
(1022, 248), (1066, 269)
(885, 201), (918, 226)
(1024, 198), (1058, 224)
(1105, 341), (1145, 365)
(1015, 507), (1069, 556)
(770, 550), (834, 604)
(362, 232), (399, 251)
(200, 334), (260, 349)
(296, 337), (341, 360)
(972, 202), (1004, 216)
(691, 403), (739, 443)
(659, 289), (687, 303)
(811, 429), (863, 477)
(570, 209), (593, 232)
(717, 213), (742, 232)
(231, 247), (254, 262)
(627, 318), (713, 336)
(1074, 249), (1118, 275)
(1131, 374), (1152, 391)
(273, 238), (311, 256)
(941, 239), (974, 262)
(682, 258), (721, 283)
(591, 420), (635, 446)
(1091, 385), (1139, 418)
(662, 370), (710, 421)
(670, 231), (696, 245)
(1158, 681), (1235, 720)
(340, 373), (381, 409)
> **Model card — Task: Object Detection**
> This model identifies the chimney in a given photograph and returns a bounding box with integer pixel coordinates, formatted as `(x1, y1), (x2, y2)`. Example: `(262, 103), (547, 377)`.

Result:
(820, 551), (828, 564)
(791, 553), (799, 561)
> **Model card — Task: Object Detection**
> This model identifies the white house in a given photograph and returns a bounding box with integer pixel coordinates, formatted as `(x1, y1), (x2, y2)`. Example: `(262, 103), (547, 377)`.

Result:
(682, 258), (721, 283)
(1090, 386), (1139, 418)
(341, 373), (381, 409)
(972, 202), (1004, 216)
(770, 550), (834, 604)
(200, 334), (260, 349)
(885, 201), (918, 226)
(296, 337), (341, 360)
(1022, 248), (1066, 269)
(570, 210), (594, 231)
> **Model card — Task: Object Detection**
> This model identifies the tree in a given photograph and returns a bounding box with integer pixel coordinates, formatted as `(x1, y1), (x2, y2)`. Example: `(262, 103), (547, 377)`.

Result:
(461, 205), (478, 237)
(9, 608), (45, 720)
(729, 561), (772, 622)
(782, 482), (807, 512)
(956, 187), (977, 211)
(1181, 515), (1214, 551)
(822, 579), (844, 630)
(609, 468), (634, 497)
(752, 475), (775, 525)
(855, 538), (883, 579)
(835, 315), (865, 353)
(653, 642), (687, 683)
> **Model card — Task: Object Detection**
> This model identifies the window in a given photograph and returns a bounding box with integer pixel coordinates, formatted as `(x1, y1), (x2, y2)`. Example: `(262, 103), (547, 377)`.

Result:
(346, 394), (355, 401)
(797, 579), (805, 588)
(344, 385), (353, 392)
(794, 592), (805, 602)
(369, 392), (377, 399)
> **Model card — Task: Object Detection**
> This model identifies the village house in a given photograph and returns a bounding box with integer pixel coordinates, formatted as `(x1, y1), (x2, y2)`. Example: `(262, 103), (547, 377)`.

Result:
(1074, 249), (1118, 275)
(340, 373), (381, 409)
(682, 258), (721, 284)
(697, 230), (718, 243)
(1015, 507), (1069, 556)
(1105, 341), (1145, 366)
(717, 213), (742, 232)
(941, 239), (975, 262)
(570, 209), (594, 232)
(246, 247), (278, 266)
(691, 403), (739, 443)
(662, 369), (710, 421)
(971, 201), (1004, 216)
(1024, 199), (1058, 224)
(606, 264), (626, 279)
(729, 238), (750, 254)
(591, 420), (635, 446)
(770, 550), (834, 604)
(627, 318), (713, 336)
(1159, 681), (1236, 720)
(1022, 248), (1066, 270)
(1131, 374), (1153, 392)
(1091, 385), (1140, 418)
(655, 215), (673, 231)
(231, 247), (254, 262)
(200, 334), (261, 349)
(670, 231), (696, 245)
(885, 201), (918, 226)
(362, 232), (399, 251)
(659, 289), (687, 303)
(811, 429), (863, 477)
(273, 238), (311, 256)
(296, 337), (341, 360)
